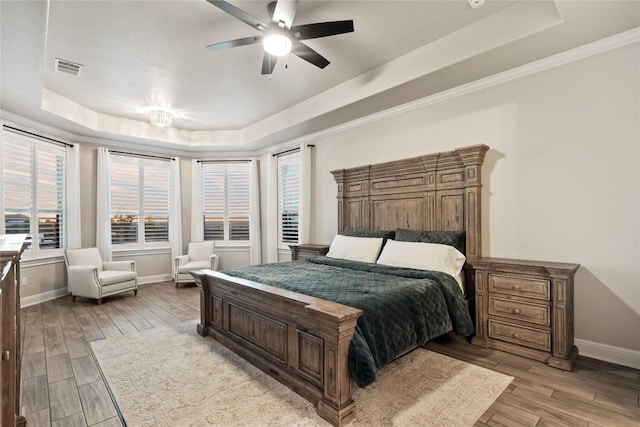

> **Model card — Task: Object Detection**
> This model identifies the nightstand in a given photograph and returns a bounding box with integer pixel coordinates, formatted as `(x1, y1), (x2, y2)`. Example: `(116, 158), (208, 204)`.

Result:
(288, 244), (330, 261)
(468, 257), (580, 370)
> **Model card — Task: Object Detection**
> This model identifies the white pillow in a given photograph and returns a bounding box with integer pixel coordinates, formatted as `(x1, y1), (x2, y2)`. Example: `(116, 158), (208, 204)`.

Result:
(326, 235), (383, 263)
(376, 240), (466, 290)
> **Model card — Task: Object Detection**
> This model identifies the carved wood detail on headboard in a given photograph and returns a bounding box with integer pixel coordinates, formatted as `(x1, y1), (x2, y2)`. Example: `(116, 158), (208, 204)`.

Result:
(331, 145), (489, 259)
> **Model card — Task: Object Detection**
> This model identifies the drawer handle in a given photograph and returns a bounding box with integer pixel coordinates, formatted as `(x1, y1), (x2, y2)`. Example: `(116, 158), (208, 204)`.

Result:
(512, 308), (521, 315)
(512, 285), (521, 290)
(2, 350), (9, 361)
(512, 333), (521, 339)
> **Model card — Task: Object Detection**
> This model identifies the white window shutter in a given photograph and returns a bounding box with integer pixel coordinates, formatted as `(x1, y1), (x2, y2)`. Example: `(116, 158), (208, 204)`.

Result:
(143, 164), (170, 242)
(109, 155), (172, 246)
(202, 167), (225, 241)
(201, 163), (251, 242)
(109, 161), (140, 244)
(278, 153), (301, 245)
(1, 132), (68, 258)
(2, 140), (33, 236)
(36, 148), (65, 249)
(228, 168), (250, 241)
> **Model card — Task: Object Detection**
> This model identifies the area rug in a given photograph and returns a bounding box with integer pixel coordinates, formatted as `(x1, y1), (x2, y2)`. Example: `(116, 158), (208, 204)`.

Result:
(90, 321), (512, 426)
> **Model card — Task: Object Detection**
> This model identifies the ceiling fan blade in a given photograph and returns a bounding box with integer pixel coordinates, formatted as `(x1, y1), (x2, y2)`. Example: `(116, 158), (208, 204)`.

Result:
(207, 36), (262, 51)
(261, 53), (278, 75)
(291, 41), (330, 69)
(206, 0), (268, 31)
(272, 0), (298, 29)
(291, 20), (354, 40)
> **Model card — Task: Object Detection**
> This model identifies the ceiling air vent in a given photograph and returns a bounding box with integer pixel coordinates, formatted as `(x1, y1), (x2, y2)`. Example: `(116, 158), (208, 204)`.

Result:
(54, 58), (82, 76)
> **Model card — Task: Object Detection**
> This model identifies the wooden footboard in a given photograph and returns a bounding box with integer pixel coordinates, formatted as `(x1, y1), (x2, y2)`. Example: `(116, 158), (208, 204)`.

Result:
(191, 270), (362, 427)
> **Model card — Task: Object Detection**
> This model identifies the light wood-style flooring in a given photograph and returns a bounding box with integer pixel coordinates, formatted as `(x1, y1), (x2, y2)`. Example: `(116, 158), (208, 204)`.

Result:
(20, 282), (639, 427)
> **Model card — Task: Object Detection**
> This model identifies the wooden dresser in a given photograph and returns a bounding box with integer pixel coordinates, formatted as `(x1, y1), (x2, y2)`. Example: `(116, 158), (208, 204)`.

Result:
(288, 244), (330, 261)
(469, 257), (580, 370)
(1, 234), (29, 427)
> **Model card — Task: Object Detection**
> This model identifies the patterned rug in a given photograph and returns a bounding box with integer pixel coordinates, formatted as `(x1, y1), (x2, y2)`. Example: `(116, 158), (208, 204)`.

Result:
(90, 321), (512, 426)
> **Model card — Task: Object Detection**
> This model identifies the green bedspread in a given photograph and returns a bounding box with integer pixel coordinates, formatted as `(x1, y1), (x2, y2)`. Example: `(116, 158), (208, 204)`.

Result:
(221, 256), (474, 387)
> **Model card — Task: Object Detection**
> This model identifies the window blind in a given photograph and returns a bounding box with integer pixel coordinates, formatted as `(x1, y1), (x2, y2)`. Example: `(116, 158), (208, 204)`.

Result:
(2, 141), (33, 236)
(228, 168), (250, 241)
(143, 164), (170, 242)
(110, 161), (140, 244)
(36, 149), (65, 249)
(201, 163), (250, 242)
(202, 168), (225, 241)
(109, 155), (170, 245)
(278, 153), (301, 244)
(1, 138), (66, 252)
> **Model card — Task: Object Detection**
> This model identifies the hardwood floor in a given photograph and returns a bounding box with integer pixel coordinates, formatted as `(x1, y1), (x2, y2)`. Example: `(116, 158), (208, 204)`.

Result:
(20, 282), (639, 427)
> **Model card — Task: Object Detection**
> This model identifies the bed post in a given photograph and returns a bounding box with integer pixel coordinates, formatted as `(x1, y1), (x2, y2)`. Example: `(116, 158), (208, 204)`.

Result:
(191, 270), (211, 336)
(317, 312), (360, 426)
(456, 145), (488, 260)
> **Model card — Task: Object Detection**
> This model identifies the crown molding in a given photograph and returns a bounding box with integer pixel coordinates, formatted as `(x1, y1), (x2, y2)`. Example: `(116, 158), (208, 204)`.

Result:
(5, 27), (638, 158)
(263, 27), (639, 153)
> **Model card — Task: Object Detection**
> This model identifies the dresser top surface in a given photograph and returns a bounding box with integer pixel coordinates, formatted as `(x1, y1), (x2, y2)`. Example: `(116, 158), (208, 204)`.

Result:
(0, 234), (30, 259)
(470, 257), (580, 274)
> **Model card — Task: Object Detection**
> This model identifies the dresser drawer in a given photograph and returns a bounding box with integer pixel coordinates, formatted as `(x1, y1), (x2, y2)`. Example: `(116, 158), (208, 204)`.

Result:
(289, 244), (330, 261)
(488, 319), (551, 352)
(488, 274), (550, 301)
(296, 250), (320, 260)
(488, 297), (550, 326)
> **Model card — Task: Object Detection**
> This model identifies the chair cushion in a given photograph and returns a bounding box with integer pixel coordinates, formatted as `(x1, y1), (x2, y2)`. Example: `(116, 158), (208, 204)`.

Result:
(187, 241), (214, 262)
(177, 260), (211, 274)
(66, 248), (104, 271)
(98, 270), (137, 286)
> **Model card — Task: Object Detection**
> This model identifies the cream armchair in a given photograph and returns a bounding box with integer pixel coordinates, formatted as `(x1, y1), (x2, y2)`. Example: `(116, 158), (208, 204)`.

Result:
(64, 248), (137, 304)
(174, 241), (219, 286)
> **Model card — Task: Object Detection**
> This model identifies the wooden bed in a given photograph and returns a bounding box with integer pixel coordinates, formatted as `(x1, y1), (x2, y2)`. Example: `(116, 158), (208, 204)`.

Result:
(192, 144), (489, 426)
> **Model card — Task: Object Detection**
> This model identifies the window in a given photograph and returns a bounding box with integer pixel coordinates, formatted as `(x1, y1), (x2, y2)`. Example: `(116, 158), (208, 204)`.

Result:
(109, 154), (170, 247)
(277, 152), (301, 245)
(201, 163), (250, 242)
(1, 132), (66, 257)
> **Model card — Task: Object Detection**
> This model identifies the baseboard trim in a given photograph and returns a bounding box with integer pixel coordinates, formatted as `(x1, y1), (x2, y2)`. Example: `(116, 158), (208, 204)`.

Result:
(575, 338), (640, 370)
(20, 274), (173, 307)
(21, 287), (70, 308)
(137, 274), (173, 285)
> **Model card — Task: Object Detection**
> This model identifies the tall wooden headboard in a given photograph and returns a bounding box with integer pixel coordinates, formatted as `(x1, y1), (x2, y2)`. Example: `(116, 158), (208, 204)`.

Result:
(330, 144), (489, 260)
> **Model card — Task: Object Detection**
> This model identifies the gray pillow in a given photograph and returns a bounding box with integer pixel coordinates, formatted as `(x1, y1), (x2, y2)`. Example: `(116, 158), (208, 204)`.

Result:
(341, 227), (395, 241)
(394, 228), (466, 253)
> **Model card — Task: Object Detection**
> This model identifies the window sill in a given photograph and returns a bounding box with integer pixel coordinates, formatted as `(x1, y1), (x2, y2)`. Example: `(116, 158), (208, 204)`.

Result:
(112, 247), (171, 257)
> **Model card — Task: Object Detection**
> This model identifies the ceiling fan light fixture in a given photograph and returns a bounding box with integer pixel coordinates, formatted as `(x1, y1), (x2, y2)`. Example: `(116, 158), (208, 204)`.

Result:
(148, 108), (174, 128)
(263, 33), (292, 57)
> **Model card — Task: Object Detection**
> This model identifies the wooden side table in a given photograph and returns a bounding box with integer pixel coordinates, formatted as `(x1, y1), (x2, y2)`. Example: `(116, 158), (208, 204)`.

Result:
(468, 257), (580, 370)
(289, 244), (330, 261)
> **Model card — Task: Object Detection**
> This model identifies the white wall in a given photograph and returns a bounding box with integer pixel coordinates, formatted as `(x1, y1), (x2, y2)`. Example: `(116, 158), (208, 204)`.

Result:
(308, 43), (639, 354)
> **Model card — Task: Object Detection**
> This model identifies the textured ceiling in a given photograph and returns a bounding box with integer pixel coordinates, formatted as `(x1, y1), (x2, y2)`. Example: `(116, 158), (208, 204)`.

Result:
(1, 1), (638, 153)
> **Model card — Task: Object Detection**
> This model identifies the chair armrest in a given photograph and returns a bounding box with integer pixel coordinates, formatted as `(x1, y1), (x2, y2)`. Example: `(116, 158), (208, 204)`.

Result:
(209, 254), (219, 271)
(67, 265), (100, 286)
(103, 261), (136, 272)
(175, 255), (189, 266)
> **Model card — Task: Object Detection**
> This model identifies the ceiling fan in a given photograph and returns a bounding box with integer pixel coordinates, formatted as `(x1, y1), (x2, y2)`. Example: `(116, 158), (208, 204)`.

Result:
(205, 0), (354, 75)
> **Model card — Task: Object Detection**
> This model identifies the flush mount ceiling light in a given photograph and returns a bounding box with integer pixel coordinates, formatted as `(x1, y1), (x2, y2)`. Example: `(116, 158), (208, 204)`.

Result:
(148, 108), (174, 128)
(262, 28), (292, 57)
(468, 0), (485, 8)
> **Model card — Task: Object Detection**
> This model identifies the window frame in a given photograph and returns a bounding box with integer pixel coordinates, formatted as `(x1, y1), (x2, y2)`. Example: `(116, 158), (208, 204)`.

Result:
(277, 151), (301, 248)
(201, 162), (251, 245)
(108, 154), (171, 251)
(0, 131), (67, 259)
